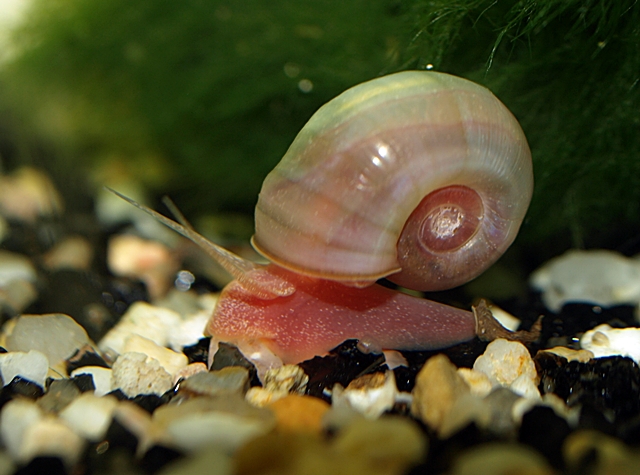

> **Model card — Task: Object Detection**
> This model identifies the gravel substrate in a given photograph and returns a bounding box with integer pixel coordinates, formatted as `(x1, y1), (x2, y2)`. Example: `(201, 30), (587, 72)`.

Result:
(1, 169), (640, 475)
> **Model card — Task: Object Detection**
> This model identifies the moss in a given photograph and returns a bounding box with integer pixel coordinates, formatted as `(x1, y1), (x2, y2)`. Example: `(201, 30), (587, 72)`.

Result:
(2, 0), (639, 261)
(3, 0), (406, 211)
(403, 0), (640, 256)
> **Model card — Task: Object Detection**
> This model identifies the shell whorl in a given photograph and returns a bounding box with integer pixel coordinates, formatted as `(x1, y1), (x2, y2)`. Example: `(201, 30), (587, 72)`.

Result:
(252, 71), (533, 291)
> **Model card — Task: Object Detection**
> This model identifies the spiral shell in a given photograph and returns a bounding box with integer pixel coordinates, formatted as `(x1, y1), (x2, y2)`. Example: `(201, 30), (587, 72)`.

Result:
(252, 71), (533, 291)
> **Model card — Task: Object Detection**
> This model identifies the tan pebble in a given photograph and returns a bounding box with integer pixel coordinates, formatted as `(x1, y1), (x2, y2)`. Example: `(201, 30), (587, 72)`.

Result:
(333, 416), (427, 473)
(411, 354), (470, 432)
(234, 432), (327, 475)
(0, 280), (38, 315)
(178, 366), (249, 398)
(245, 386), (287, 407)
(457, 368), (493, 397)
(0, 399), (43, 460)
(0, 167), (63, 222)
(107, 234), (178, 298)
(245, 364), (308, 408)
(439, 393), (491, 439)
(173, 362), (208, 385)
(262, 364), (308, 394)
(541, 346), (594, 363)
(564, 429), (640, 475)
(450, 443), (554, 475)
(234, 416), (426, 475)
(42, 235), (93, 271)
(111, 351), (173, 397)
(157, 447), (232, 475)
(70, 366), (113, 397)
(0, 350), (49, 388)
(268, 394), (329, 434)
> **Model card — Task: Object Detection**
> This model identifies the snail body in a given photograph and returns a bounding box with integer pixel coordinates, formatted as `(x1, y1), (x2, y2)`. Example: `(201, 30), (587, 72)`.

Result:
(110, 70), (532, 372)
(208, 264), (476, 365)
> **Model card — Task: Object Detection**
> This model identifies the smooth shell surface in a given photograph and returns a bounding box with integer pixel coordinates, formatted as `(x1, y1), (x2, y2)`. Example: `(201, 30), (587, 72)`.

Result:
(253, 71), (533, 290)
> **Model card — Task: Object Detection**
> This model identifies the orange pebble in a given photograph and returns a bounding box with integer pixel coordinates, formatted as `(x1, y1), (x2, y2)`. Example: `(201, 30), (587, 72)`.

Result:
(268, 394), (330, 434)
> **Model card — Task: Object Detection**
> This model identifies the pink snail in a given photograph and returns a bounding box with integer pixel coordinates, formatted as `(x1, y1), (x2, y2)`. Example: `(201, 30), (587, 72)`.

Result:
(112, 70), (533, 370)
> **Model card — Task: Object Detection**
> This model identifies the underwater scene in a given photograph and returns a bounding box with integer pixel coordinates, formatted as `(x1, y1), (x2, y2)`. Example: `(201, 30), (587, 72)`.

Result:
(0, 1), (638, 473)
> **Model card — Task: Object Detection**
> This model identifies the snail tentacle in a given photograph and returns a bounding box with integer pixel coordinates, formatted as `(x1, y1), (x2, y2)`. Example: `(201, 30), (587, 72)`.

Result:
(106, 188), (296, 299)
(109, 70), (533, 369)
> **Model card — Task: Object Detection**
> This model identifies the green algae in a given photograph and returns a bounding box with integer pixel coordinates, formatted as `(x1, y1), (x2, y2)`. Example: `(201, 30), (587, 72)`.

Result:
(1, 0), (639, 262)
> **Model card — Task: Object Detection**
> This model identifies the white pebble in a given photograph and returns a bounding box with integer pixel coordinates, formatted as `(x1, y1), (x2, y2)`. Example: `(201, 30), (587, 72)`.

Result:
(146, 396), (275, 454)
(0, 399), (43, 460)
(0, 279), (38, 315)
(0, 350), (49, 387)
(59, 393), (118, 441)
(473, 339), (538, 395)
(123, 334), (188, 377)
(580, 324), (640, 363)
(99, 301), (182, 356)
(333, 371), (400, 419)
(168, 309), (210, 352)
(509, 373), (541, 400)
(70, 366), (113, 397)
(19, 417), (84, 467)
(0, 250), (37, 286)
(111, 351), (173, 397)
(530, 249), (640, 311)
(4, 314), (92, 368)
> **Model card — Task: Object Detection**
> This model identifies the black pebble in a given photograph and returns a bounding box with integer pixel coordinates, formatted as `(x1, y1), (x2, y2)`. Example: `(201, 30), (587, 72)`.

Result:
(131, 392), (174, 414)
(519, 406), (571, 469)
(26, 269), (148, 342)
(103, 418), (139, 454)
(66, 346), (109, 374)
(70, 373), (96, 393)
(210, 342), (260, 387)
(14, 456), (68, 475)
(140, 445), (183, 474)
(395, 339), (489, 392)
(182, 337), (210, 365)
(536, 352), (640, 434)
(0, 377), (44, 409)
(299, 340), (386, 402)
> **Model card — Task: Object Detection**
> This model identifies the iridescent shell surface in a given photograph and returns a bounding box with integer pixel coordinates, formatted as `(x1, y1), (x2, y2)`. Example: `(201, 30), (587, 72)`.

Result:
(253, 71), (533, 290)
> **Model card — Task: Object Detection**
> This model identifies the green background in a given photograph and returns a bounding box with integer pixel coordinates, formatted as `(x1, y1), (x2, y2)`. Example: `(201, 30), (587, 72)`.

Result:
(1, 0), (638, 273)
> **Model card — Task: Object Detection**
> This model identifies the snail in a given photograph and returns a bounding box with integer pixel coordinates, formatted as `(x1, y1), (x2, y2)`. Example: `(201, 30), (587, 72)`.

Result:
(110, 70), (533, 373)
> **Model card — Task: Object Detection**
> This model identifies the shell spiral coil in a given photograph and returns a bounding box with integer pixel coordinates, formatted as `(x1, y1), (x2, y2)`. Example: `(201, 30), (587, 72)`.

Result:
(253, 71), (533, 291)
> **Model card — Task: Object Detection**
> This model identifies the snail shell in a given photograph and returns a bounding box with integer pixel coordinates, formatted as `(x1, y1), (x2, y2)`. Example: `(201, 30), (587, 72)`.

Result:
(252, 71), (533, 291)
